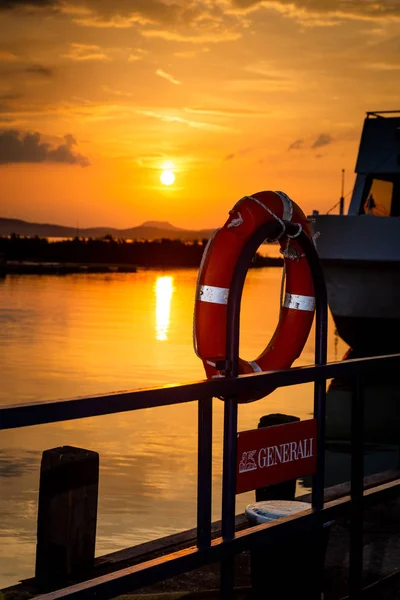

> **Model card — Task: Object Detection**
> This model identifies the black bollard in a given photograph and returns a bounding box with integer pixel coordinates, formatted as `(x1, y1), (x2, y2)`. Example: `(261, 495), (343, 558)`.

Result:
(35, 446), (99, 589)
(255, 413), (300, 502)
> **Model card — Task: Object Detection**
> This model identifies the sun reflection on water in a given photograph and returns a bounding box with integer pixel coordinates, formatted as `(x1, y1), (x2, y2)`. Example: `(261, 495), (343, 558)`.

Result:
(155, 276), (174, 341)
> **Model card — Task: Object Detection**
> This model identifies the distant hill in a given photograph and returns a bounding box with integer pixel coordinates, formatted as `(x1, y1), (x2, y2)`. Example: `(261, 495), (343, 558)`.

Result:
(0, 217), (214, 241)
(140, 220), (182, 230)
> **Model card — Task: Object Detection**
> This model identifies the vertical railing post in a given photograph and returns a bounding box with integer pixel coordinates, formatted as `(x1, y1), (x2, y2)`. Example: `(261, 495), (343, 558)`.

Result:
(312, 363), (328, 511)
(221, 398), (239, 542)
(349, 375), (364, 597)
(220, 356), (239, 595)
(220, 396), (239, 598)
(197, 397), (213, 549)
(216, 219), (328, 599)
(307, 232), (328, 512)
(220, 221), (254, 599)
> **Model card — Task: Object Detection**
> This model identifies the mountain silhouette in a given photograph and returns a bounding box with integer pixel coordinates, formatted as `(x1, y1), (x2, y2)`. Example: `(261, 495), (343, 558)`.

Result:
(140, 220), (182, 230)
(0, 217), (214, 241)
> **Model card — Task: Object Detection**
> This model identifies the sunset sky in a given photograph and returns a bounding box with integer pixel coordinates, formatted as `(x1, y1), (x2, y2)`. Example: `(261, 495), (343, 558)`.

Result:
(0, 0), (399, 229)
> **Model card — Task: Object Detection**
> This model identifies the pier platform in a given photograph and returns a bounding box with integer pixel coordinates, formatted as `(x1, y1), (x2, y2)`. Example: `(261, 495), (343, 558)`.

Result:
(2, 469), (400, 600)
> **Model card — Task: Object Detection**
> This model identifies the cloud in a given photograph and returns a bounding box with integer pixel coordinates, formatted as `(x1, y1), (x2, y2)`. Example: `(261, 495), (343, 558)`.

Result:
(71, 12), (154, 28)
(245, 63), (293, 80)
(0, 92), (23, 101)
(5, 1), (249, 44)
(185, 107), (270, 118)
(225, 77), (294, 93)
(311, 133), (333, 149)
(101, 85), (132, 97)
(288, 138), (304, 150)
(133, 152), (166, 167)
(6, 0), (400, 33)
(0, 129), (90, 166)
(230, 0), (400, 25)
(137, 110), (237, 132)
(142, 28), (241, 43)
(61, 0), (248, 34)
(174, 50), (197, 58)
(128, 53), (141, 61)
(365, 62), (400, 71)
(59, 0), (169, 25)
(0, 51), (18, 61)
(62, 43), (109, 61)
(223, 145), (257, 161)
(0, 0), (56, 9)
(128, 48), (147, 61)
(25, 64), (54, 77)
(156, 69), (181, 85)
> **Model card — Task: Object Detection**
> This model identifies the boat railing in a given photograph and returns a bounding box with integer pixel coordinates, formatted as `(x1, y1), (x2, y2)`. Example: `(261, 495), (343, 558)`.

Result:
(366, 110), (400, 118)
(1, 220), (400, 600)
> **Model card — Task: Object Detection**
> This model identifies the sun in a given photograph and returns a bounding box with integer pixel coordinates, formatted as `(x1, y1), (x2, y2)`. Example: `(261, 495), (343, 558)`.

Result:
(160, 170), (175, 186)
(160, 161), (176, 186)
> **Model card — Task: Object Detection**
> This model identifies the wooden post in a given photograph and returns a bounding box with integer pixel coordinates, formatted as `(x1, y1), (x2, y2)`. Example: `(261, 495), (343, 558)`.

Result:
(35, 446), (99, 589)
(255, 413), (300, 502)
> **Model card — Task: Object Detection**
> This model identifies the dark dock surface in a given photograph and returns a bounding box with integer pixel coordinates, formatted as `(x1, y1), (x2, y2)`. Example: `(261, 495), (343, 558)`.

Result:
(2, 469), (400, 600)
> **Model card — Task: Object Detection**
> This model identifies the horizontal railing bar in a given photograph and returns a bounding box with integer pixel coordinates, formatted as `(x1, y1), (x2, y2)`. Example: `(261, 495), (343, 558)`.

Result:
(33, 477), (400, 600)
(1, 353), (400, 431)
(31, 510), (336, 600)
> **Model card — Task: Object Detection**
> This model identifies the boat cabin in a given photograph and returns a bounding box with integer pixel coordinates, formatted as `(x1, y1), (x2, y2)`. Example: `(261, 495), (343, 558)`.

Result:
(349, 110), (400, 217)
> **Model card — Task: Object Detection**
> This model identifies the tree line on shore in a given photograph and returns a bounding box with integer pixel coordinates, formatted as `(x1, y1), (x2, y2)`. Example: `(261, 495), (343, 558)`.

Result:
(0, 234), (283, 268)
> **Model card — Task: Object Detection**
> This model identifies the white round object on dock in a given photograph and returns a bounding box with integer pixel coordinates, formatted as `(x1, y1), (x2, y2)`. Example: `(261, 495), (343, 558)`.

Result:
(245, 500), (311, 525)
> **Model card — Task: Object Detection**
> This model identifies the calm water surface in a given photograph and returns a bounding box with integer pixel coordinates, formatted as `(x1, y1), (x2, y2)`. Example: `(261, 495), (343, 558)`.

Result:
(0, 268), (347, 587)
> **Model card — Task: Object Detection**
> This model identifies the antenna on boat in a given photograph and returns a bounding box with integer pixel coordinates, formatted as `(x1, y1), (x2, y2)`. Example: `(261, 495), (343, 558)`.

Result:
(339, 169), (345, 215)
(326, 169), (347, 215)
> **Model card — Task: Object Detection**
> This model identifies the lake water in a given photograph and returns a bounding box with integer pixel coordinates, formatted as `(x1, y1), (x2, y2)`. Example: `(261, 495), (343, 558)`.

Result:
(0, 267), (347, 588)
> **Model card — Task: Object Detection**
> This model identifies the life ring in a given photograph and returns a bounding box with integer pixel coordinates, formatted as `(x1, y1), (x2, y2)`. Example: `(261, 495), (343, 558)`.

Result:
(194, 190), (315, 399)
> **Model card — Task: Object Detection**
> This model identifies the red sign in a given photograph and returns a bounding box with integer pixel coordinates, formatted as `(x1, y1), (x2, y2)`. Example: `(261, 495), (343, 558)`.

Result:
(236, 419), (317, 494)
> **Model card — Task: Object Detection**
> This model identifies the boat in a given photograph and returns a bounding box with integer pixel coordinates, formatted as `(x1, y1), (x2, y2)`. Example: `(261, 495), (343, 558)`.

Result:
(311, 110), (400, 353)
(323, 347), (400, 487)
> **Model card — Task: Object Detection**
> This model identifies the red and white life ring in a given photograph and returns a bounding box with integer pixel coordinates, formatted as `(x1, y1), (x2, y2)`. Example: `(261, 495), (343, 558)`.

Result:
(194, 190), (315, 397)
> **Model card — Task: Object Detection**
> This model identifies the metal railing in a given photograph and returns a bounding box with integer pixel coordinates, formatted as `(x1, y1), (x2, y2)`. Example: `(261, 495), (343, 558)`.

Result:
(366, 110), (400, 118)
(1, 220), (400, 600)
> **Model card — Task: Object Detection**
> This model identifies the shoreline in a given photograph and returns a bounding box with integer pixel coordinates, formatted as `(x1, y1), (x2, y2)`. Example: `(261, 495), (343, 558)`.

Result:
(0, 257), (283, 276)
(0, 236), (283, 276)
(1, 261), (138, 275)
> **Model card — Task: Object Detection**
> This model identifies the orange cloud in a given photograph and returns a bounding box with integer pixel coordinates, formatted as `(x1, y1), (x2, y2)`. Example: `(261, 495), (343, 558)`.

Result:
(62, 43), (110, 61)
(0, 51), (18, 62)
(128, 48), (147, 61)
(72, 13), (154, 28)
(142, 29), (242, 43)
(230, 0), (400, 26)
(136, 110), (238, 132)
(185, 107), (270, 118)
(156, 69), (181, 85)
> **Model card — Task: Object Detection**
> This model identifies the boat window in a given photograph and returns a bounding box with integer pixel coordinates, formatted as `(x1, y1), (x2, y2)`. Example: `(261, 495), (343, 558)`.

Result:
(363, 178), (393, 216)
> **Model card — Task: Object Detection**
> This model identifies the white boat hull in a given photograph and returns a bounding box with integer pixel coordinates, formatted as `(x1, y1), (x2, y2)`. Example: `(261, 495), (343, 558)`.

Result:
(312, 214), (400, 351)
